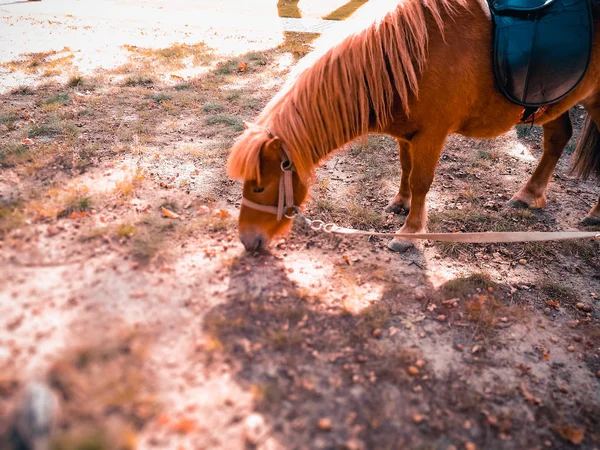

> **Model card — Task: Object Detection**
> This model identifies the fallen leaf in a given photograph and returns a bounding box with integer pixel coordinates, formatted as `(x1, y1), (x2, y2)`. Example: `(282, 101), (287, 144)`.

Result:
(162, 207), (180, 219)
(238, 62), (249, 72)
(520, 382), (542, 406)
(171, 417), (196, 434)
(546, 299), (560, 308)
(170, 74), (184, 80)
(21, 138), (34, 146)
(556, 426), (584, 445)
(214, 209), (228, 218)
(70, 211), (87, 219)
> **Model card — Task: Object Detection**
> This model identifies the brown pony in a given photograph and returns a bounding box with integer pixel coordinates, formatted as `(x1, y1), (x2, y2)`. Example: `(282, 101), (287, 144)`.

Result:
(227, 0), (600, 251)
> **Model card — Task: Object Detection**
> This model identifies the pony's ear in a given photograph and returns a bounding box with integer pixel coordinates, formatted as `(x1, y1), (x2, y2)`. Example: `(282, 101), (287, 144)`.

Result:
(262, 136), (282, 162)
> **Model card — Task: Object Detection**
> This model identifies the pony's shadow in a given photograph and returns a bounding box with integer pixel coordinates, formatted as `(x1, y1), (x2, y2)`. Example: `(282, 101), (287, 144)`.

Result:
(201, 245), (500, 449)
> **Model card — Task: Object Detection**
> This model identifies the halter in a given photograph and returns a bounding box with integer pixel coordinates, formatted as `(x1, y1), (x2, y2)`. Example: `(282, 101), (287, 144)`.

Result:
(241, 128), (298, 221)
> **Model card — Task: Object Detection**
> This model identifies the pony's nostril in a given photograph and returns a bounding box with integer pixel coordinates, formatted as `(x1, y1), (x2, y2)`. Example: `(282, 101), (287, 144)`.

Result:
(241, 232), (267, 252)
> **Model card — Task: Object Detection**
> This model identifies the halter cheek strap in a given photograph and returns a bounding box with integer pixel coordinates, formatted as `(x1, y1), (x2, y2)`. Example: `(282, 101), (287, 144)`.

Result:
(241, 134), (297, 221)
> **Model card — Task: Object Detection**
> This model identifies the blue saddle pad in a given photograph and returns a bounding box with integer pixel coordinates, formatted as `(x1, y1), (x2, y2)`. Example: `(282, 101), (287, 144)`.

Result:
(488, 0), (593, 107)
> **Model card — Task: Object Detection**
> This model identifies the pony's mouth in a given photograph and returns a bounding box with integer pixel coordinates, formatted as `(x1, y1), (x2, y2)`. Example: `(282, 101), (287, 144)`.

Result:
(240, 230), (269, 252)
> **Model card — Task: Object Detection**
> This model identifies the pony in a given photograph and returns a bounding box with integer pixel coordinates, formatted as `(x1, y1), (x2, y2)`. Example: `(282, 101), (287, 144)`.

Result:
(227, 0), (600, 252)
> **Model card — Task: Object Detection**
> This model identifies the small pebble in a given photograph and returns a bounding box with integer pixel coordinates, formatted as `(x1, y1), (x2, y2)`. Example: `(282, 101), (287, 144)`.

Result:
(372, 328), (382, 338)
(317, 418), (332, 431)
(436, 314), (447, 322)
(573, 335), (583, 343)
(518, 259), (527, 265)
(582, 304), (592, 312)
(466, 442), (476, 450)
(567, 345), (575, 352)
(596, 370), (600, 379)
(576, 302), (584, 310)
(408, 366), (420, 376)
(456, 344), (464, 352)
(558, 385), (569, 393)
(550, 336), (559, 343)
(412, 414), (425, 424)
(539, 323), (546, 329)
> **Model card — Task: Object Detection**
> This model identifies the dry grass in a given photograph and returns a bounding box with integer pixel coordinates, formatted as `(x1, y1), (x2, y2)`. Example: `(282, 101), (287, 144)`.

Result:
(2, 47), (73, 74)
(122, 42), (213, 71)
(441, 273), (498, 300)
(114, 168), (146, 200)
(0, 198), (24, 236)
(47, 330), (157, 450)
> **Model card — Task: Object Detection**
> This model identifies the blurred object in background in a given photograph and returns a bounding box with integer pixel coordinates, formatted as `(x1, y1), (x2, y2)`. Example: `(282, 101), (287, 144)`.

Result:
(9, 382), (60, 450)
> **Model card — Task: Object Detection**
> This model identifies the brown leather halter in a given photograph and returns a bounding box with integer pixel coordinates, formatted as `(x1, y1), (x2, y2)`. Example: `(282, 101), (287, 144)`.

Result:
(240, 129), (297, 221)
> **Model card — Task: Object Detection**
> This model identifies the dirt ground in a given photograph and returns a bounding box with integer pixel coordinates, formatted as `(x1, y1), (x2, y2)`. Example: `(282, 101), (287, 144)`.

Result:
(1, 1), (600, 450)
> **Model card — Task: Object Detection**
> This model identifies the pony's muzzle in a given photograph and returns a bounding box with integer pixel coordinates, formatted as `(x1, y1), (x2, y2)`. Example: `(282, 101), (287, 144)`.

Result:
(240, 229), (269, 252)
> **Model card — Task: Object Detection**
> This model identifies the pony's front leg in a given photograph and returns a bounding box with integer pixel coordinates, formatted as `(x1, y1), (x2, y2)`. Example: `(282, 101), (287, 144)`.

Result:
(386, 139), (412, 214)
(509, 112), (572, 209)
(388, 133), (447, 252)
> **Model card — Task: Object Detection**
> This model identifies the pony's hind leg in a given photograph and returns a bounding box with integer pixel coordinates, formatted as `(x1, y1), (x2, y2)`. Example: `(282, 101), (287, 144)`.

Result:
(388, 132), (447, 252)
(509, 112), (572, 209)
(581, 196), (600, 225)
(385, 139), (412, 214)
(575, 97), (600, 225)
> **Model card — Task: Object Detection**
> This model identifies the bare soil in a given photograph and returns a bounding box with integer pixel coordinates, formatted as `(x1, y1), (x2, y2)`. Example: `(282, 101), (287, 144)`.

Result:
(1, 2), (599, 450)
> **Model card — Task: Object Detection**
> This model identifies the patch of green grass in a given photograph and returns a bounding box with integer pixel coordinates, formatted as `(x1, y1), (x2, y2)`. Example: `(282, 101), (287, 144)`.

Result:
(224, 90), (242, 101)
(174, 83), (193, 91)
(205, 114), (244, 131)
(0, 199), (24, 235)
(44, 92), (71, 105)
(215, 59), (240, 75)
(346, 201), (384, 229)
(11, 85), (34, 95)
(539, 279), (578, 306)
(61, 191), (92, 217)
(477, 149), (493, 160)
(265, 328), (302, 350)
(201, 102), (223, 113)
(0, 142), (29, 165)
(150, 92), (172, 103)
(123, 75), (154, 87)
(26, 122), (63, 138)
(116, 224), (136, 238)
(247, 52), (268, 65)
(441, 273), (496, 300)
(131, 231), (163, 263)
(515, 124), (535, 139)
(67, 74), (84, 88)
(360, 303), (391, 331)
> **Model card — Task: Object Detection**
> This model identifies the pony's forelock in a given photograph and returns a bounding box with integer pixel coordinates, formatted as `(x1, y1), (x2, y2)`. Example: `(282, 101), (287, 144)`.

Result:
(226, 126), (271, 184)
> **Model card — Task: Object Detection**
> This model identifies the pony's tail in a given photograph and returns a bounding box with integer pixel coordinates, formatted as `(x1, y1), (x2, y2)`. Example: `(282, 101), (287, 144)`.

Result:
(571, 115), (600, 180)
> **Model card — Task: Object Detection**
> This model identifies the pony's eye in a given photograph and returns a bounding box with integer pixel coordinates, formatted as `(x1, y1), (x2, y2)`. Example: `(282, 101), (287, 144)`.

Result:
(253, 187), (265, 193)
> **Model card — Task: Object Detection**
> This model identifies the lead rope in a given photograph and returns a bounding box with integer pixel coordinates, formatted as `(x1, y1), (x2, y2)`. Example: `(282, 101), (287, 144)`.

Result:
(295, 210), (600, 243)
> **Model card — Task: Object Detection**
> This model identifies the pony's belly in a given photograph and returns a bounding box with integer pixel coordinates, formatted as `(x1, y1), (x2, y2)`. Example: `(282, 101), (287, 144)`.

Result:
(456, 111), (520, 139)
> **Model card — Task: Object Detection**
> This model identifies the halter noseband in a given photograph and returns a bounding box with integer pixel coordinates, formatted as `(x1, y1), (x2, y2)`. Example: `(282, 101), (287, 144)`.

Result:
(241, 128), (297, 221)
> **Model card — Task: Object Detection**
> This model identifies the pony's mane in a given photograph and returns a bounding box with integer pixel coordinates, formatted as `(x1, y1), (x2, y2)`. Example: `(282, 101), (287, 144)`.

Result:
(228, 0), (466, 182)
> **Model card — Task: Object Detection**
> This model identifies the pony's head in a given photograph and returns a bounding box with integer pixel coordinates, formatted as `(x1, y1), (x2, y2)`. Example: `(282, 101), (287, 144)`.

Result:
(227, 121), (309, 251)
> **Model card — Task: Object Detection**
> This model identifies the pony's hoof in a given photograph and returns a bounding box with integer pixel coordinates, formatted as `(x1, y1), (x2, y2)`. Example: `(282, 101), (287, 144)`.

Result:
(387, 238), (414, 253)
(507, 199), (531, 209)
(580, 215), (600, 226)
(385, 202), (410, 215)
